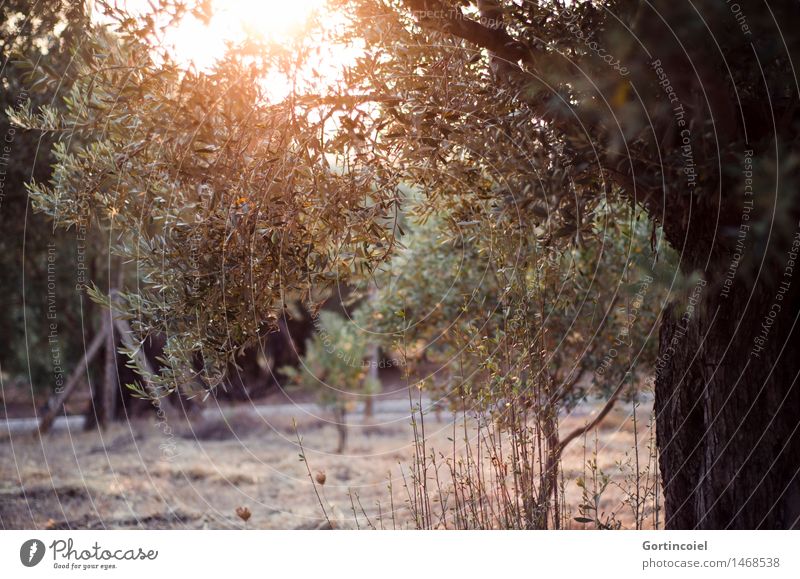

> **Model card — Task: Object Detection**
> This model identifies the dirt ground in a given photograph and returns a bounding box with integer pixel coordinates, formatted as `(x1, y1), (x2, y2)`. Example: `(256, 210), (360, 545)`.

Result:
(0, 397), (659, 530)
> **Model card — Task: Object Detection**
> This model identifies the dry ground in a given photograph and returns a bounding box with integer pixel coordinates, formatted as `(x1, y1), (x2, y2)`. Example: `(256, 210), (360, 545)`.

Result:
(0, 397), (658, 529)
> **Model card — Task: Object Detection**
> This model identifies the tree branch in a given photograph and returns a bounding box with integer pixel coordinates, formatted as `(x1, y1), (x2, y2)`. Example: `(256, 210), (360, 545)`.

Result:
(402, 0), (530, 64)
(557, 378), (625, 456)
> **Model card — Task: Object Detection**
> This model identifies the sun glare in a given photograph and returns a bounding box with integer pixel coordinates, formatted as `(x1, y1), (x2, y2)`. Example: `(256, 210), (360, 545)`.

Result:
(120, 0), (326, 70)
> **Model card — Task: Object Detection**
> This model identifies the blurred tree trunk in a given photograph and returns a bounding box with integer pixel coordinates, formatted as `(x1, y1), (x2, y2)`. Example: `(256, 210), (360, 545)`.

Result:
(38, 329), (105, 434)
(365, 344), (378, 419)
(100, 259), (121, 427)
(101, 309), (117, 428)
(334, 404), (347, 454)
(364, 283), (379, 419)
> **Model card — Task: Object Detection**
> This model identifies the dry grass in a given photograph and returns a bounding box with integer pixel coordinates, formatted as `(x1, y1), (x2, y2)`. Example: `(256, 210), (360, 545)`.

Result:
(0, 398), (659, 529)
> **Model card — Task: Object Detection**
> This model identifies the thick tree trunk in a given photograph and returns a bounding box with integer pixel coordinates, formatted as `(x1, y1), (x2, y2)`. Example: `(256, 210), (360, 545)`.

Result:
(656, 271), (800, 529)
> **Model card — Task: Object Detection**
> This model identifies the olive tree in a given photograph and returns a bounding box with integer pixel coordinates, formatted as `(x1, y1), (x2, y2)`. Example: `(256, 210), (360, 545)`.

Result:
(13, 0), (800, 528)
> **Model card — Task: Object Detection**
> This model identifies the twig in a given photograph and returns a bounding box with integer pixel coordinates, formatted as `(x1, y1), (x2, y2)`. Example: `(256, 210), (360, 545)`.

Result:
(293, 419), (332, 528)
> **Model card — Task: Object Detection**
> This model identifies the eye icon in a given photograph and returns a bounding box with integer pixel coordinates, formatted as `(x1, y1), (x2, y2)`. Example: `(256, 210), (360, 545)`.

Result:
(20, 539), (46, 567)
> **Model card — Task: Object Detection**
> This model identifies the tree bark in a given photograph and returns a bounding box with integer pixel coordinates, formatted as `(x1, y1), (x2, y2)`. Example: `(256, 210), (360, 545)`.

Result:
(656, 271), (800, 529)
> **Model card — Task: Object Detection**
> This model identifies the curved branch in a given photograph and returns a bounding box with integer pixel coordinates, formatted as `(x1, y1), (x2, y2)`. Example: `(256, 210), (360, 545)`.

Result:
(557, 378), (625, 456)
